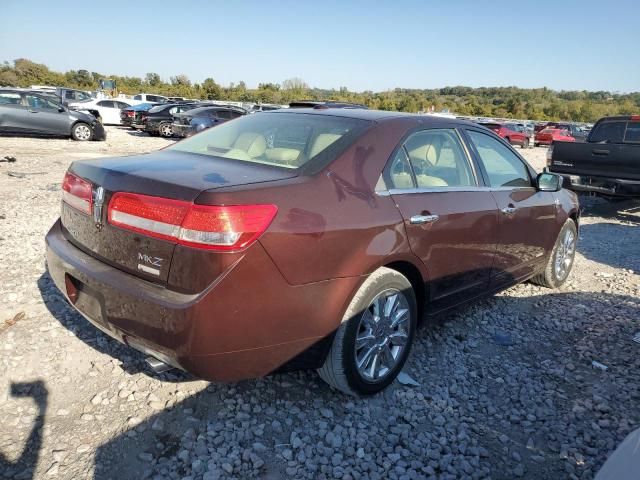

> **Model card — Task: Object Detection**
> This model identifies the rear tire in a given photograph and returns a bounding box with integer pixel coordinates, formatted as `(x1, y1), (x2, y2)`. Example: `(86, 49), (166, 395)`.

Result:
(521, 138), (530, 149)
(531, 219), (577, 288)
(318, 267), (417, 396)
(71, 122), (92, 141)
(158, 122), (173, 138)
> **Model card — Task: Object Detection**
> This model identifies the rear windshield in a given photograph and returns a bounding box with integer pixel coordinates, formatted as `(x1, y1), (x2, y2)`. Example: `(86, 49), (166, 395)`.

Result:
(168, 112), (370, 169)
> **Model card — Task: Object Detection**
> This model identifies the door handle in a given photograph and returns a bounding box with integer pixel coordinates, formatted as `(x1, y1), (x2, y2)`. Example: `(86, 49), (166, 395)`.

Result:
(28, 109), (38, 113)
(592, 149), (609, 155)
(410, 214), (439, 225)
(501, 207), (518, 215)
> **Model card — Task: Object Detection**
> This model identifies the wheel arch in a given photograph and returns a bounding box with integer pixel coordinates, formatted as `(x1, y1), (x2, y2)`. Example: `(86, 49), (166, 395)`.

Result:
(383, 260), (427, 323)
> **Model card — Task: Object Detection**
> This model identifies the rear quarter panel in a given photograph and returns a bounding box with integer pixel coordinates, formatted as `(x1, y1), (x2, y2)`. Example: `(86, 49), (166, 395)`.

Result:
(195, 117), (425, 286)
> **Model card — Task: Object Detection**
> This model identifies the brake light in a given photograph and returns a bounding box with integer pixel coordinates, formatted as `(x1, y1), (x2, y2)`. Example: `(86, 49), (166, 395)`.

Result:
(107, 192), (277, 251)
(62, 172), (92, 214)
(126, 111), (134, 117)
(631, 115), (640, 121)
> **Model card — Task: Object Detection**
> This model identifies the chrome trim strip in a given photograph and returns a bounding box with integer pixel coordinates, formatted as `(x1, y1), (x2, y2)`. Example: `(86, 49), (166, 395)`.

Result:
(377, 186), (536, 196)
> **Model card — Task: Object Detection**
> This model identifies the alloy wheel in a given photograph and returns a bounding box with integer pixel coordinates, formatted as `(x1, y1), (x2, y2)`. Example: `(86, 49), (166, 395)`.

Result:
(355, 289), (410, 382)
(160, 124), (173, 137)
(75, 125), (91, 141)
(554, 228), (576, 280)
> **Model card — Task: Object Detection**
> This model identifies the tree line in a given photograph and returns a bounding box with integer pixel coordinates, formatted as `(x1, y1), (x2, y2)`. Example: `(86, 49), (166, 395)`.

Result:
(1, 58), (638, 122)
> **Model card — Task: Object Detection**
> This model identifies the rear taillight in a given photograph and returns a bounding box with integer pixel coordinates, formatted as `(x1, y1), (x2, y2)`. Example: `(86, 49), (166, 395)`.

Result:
(62, 172), (92, 214)
(107, 192), (277, 251)
(127, 111), (134, 117)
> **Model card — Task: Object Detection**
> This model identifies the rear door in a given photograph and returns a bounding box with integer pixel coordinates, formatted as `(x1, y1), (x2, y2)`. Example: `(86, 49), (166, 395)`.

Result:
(464, 128), (557, 284)
(0, 91), (26, 131)
(386, 128), (499, 310)
(96, 100), (120, 124)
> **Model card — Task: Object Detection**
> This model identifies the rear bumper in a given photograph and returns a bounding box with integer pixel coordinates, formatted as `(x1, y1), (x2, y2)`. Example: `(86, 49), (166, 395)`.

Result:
(172, 123), (193, 137)
(45, 219), (358, 381)
(558, 174), (640, 197)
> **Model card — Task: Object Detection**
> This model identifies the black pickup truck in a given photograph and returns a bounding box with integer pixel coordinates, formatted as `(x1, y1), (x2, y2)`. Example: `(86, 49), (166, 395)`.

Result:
(547, 115), (640, 199)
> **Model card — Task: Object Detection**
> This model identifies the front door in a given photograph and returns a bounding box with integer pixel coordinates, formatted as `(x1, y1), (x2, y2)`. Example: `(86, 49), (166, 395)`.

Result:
(465, 129), (557, 284)
(385, 128), (499, 310)
(22, 94), (70, 135)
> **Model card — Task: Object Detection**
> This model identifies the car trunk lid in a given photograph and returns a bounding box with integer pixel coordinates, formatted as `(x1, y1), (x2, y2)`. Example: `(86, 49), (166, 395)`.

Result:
(60, 150), (295, 284)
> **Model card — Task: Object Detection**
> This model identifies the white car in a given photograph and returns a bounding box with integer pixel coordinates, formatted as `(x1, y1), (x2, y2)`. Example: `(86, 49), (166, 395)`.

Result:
(132, 93), (168, 103)
(69, 99), (132, 125)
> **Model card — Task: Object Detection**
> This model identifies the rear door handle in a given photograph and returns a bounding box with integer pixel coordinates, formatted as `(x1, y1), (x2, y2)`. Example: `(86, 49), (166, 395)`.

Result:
(592, 149), (609, 155)
(501, 207), (518, 215)
(410, 214), (439, 225)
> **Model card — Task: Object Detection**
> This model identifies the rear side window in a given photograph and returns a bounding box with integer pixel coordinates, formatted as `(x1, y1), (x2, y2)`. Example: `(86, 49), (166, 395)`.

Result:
(467, 130), (531, 188)
(387, 148), (415, 189)
(624, 122), (640, 143)
(133, 95), (142, 100)
(168, 112), (369, 169)
(404, 129), (475, 187)
(0, 92), (21, 105)
(589, 121), (626, 143)
(97, 100), (115, 108)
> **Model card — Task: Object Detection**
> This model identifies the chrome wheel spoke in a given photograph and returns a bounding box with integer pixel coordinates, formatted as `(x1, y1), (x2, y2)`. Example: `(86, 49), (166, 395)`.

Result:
(355, 331), (375, 350)
(390, 308), (408, 329)
(357, 345), (377, 371)
(389, 331), (408, 346)
(382, 344), (396, 367)
(369, 351), (381, 380)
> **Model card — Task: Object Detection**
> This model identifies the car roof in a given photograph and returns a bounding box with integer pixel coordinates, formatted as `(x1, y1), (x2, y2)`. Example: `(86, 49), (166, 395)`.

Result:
(266, 108), (484, 128)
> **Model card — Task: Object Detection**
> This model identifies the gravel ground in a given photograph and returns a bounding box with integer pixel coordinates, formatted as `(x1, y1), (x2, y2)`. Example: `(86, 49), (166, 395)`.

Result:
(1, 127), (639, 480)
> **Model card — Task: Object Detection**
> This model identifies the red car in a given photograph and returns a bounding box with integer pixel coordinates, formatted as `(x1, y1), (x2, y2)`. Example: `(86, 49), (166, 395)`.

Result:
(535, 128), (576, 146)
(480, 122), (531, 148)
(46, 109), (579, 395)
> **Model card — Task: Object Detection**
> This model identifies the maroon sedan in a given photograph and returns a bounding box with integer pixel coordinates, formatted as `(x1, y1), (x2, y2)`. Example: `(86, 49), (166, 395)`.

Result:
(46, 109), (579, 395)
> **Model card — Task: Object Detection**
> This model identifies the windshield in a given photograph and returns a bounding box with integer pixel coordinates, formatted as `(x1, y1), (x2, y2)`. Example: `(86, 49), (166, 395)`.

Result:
(168, 112), (370, 169)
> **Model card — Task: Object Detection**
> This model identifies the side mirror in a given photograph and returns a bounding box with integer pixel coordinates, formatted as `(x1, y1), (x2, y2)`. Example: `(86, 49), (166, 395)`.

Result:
(537, 172), (562, 192)
(58, 106), (66, 113)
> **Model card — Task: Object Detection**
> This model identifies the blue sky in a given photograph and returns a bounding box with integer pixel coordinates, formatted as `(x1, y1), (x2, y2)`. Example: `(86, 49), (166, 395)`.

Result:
(1, 0), (638, 92)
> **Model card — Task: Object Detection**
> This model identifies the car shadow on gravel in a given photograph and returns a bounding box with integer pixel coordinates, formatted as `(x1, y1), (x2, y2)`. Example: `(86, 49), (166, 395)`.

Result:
(576, 197), (640, 271)
(0, 381), (48, 480)
(78, 290), (640, 480)
(37, 271), (192, 383)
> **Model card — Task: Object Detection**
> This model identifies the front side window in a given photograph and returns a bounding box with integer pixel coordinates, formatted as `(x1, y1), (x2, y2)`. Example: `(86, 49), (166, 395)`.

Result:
(467, 130), (531, 188)
(169, 112), (369, 169)
(404, 129), (475, 188)
(24, 95), (58, 110)
(589, 121), (626, 143)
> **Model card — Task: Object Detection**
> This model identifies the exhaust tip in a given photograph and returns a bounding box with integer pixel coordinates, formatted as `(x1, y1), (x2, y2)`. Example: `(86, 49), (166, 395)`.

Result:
(145, 356), (173, 374)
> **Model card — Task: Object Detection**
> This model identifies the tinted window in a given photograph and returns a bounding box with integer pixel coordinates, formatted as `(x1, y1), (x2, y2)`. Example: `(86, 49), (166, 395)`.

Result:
(387, 148), (415, 189)
(404, 129), (474, 187)
(24, 94), (58, 110)
(97, 100), (115, 108)
(625, 122), (640, 143)
(589, 121), (626, 143)
(169, 112), (369, 169)
(115, 101), (130, 109)
(134, 95), (142, 100)
(216, 110), (232, 120)
(64, 91), (75, 99)
(230, 110), (244, 119)
(467, 130), (531, 188)
(0, 92), (21, 105)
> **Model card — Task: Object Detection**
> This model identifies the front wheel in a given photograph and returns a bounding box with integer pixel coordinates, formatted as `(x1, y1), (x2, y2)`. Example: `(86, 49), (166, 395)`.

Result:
(531, 219), (577, 288)
(318, 267), (417, 396)
(71, 122), (92, 141)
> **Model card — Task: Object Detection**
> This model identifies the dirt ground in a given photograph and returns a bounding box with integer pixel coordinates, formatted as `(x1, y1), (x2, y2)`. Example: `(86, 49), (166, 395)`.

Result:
(1, 127), (639, 480)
